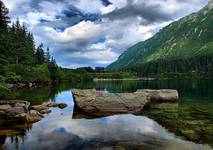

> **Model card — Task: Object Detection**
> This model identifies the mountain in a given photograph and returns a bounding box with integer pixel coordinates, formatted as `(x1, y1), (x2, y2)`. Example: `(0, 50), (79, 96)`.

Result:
(107, 1), (213, 71)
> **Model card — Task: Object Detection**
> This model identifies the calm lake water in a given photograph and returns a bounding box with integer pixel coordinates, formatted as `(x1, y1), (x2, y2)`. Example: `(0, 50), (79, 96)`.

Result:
(0, 79), (213, 150)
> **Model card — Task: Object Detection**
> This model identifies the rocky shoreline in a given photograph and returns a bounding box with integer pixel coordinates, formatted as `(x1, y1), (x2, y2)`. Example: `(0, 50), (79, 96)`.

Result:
(0, 100), (67, 123)
(6, 82), (50, 89)
(72, 89), (179, 117)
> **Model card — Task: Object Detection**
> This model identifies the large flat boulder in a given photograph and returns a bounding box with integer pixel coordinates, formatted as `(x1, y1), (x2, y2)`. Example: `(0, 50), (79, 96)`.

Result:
(72, 89), (179, 116)
(72, 89), (150, 116)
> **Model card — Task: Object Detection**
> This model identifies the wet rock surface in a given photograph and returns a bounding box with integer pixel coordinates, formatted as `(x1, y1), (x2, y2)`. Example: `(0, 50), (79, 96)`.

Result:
(72, 89), (178, 116)
(58, 103), (68, 109)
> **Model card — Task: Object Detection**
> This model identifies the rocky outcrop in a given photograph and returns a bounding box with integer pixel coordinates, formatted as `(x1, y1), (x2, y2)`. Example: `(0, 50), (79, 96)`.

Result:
(72, 89), (178, 116)
(0, 100), (67, 123)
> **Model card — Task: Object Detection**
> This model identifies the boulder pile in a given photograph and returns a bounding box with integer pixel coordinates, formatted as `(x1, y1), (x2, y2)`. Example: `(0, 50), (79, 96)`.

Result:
(0, 100), (67, 123)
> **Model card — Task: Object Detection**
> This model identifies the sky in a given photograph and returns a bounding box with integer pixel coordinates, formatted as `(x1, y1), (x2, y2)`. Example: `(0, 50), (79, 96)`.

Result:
(3, 0), (210, 68)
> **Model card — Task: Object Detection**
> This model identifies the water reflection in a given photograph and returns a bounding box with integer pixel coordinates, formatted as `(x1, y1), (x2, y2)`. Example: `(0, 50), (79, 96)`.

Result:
(3, 111), (212, 150)
(0, 79), (213, 149)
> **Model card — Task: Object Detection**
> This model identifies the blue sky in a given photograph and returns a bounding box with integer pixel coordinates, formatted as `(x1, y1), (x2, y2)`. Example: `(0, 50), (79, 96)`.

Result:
(3, 0), (210, 68)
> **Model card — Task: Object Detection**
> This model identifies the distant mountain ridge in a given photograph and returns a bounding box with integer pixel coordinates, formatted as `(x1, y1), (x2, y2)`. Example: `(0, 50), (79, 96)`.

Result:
(107, 1), (213, 70)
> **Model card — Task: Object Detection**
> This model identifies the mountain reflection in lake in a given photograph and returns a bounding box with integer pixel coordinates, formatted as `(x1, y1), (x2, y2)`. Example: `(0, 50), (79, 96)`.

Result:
(0, 79), (213, 150)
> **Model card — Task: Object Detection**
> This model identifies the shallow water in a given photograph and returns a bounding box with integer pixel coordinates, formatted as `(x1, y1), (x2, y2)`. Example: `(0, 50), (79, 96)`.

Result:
(0, 79), (213, 150)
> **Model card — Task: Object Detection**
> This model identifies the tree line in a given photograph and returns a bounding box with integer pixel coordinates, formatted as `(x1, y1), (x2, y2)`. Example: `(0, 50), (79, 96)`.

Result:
(0, 0), (60, 83)
(120, 54), (213, 78)
(0, 0), (94, 85)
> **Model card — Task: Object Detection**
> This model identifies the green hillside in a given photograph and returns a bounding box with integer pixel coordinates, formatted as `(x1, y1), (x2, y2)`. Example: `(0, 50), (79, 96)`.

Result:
(107, 1), (213, 71)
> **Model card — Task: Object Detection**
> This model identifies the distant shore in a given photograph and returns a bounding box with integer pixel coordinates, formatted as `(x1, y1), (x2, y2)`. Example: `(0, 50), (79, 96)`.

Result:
(93, 78), (155, 81)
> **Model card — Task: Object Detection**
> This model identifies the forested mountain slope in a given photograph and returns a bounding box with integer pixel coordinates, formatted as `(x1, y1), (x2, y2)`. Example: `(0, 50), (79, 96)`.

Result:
(107, 1), (213, 72)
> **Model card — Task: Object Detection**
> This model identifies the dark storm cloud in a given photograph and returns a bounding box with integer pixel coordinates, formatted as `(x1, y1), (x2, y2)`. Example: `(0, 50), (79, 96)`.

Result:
(103, 0), (210, 24)
(43, 8), (101, 29)
(103, 1), (172, 24)
(101, 0), (112, 6)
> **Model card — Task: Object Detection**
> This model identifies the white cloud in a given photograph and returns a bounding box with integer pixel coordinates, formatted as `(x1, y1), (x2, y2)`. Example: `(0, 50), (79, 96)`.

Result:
(21, 11), (56, 26)
(2, 0), (31, 11)
(101, 4), (115, 14)
(39, 1), (66, 15)
(45, 21), (103, 44)
(109, 0), (127, 9)
(73, 0), (105, 14)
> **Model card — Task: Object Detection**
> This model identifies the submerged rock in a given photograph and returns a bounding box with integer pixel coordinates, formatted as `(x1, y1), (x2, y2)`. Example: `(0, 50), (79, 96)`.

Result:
(136, 89), (179, 102)
(40, 109), (52, 114)
(143, 102), (213, 147)
(58, 103), (67, 109)
(44, 102), (58, 107)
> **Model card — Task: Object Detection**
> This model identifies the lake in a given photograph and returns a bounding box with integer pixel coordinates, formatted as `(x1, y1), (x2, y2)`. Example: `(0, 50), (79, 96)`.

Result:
(0, 79), (213, 150)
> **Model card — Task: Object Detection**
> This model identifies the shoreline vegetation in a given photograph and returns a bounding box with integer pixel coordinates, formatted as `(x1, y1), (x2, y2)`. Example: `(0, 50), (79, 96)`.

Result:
(93, 77), (155, 81)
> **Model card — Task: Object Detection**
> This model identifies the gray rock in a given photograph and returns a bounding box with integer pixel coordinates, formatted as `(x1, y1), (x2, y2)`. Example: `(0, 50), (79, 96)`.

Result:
(44, 102), (58, 107)
(26, 110), (44, 123)
(0, 111), (6, 116)
(0, 100), (30, 108)
(72, 89), (150, 116)
(6, 83), (15, 89)
(14, 113), (27, 120)
(0, 105), (12, 111)
(31, 105), (49, 112)
(136, 89), (179, 102)
(7, 107), (26, 116)
(29, 110), (44, 117)
(40, 109), (52, 114)
(14, 102), (30, 110)
(29, 82), (33, 87)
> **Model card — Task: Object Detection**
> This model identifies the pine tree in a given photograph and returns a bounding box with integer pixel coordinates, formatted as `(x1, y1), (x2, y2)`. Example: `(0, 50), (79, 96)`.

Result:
(48, 57), (58, 80)
(35, 43), (45, 64)
(45, 47), (51, 63)
(0, 0), (10, 64)
(0, 0), (10, 31)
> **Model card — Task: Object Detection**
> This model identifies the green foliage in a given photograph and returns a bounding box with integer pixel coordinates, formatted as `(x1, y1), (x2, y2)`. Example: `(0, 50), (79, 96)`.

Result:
(31, 64), (51, 83)
(107, 2), (213, 78)
(5, 72), (22, 83)
(35, 43), (45, 65)
(120, 54), (213, 78)
(92, 72), (136, 79)
(0, 0), (10, 31)
(56, 68), (82, 82)
(0, 57), (8, 75)
(0, 75), (5, 82)
(0, 0), (57, 84)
